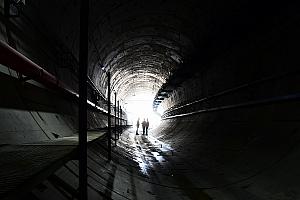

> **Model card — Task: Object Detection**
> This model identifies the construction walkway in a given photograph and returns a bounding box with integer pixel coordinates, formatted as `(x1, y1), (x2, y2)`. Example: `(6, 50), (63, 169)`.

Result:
(0, 130), (106, 200)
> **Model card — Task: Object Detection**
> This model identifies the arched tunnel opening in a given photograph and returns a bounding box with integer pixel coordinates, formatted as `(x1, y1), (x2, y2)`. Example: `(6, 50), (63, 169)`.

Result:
(0, 1), (300, 200)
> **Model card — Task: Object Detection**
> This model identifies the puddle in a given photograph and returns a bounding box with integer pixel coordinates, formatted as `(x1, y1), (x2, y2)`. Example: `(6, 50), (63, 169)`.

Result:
(133, 156), (150, 176)
(151, 152), (166, 162)
(120, 128), (175, 177)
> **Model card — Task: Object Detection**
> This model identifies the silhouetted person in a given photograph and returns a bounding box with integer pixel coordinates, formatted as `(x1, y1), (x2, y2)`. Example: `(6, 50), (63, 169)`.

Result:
(145, 118), (149, 136)
(136, 118), (140, 135)
(142, 118), (147, 135)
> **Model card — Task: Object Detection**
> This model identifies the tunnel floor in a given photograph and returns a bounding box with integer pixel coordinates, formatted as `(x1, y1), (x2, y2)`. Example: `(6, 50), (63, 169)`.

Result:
(55, 127), (218, 200)
(5, 122), (300, 200)
(0, 131), (105, 199)
(110, 127), (213, 200)
(81, 124), (300, 200)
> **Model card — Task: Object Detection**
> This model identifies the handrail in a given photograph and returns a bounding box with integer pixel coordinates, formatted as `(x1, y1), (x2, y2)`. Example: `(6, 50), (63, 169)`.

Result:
(0, 40), (127, 120)
(0, 40), (106, 112)
(0, 40), (72, 93)
(162, 93), (300, 119)
(163, 70), (300, 116)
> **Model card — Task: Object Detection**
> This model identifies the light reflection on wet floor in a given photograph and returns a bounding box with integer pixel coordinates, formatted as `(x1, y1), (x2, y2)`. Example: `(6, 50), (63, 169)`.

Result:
(151, 152), (165, 162)
(118, 128), (174, 177)
(113, 128), (215, 200)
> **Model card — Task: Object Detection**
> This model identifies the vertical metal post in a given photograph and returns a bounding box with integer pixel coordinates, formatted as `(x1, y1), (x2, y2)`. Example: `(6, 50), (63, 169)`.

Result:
(79, 0), (89, 199)
(120, 107), (123, 135)
(114, 92), (117, 146)
(107, 72), (112, 161)
(117, 100), (120, 138)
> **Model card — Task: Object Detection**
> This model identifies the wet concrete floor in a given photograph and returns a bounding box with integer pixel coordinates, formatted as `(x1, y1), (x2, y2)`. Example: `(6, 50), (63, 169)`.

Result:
(109, 127), (212, 200)
(43, 125), (300, 200)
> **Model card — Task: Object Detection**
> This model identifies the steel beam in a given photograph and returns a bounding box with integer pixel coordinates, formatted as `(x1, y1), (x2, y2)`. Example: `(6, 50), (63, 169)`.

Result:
(117, 100), (120, 138)
(120, 107), (123, 135)
(107, 72), (112, 161)
(114, 92), (117, 146)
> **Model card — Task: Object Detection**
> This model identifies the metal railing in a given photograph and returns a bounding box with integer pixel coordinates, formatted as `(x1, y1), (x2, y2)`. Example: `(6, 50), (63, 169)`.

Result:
(0, 38), (128, 199)
(162, 70), (300, 120)
(162, 93), (300, 119)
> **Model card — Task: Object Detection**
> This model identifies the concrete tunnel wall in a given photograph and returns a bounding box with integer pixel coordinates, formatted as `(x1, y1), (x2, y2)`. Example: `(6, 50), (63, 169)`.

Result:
(0, 0), (300, 199)
(153, 5), (300, 197)
(155, 61), (300, 198)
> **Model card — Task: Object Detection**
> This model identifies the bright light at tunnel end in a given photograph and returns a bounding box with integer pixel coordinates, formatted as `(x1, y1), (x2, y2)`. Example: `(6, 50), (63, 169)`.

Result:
(124, 92), (162, 129)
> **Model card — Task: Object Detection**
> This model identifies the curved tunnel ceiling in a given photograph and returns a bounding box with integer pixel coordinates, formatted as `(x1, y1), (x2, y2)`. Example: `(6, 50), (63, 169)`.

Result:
(87, 0), (202, 101)
(33, 0), (240, 103)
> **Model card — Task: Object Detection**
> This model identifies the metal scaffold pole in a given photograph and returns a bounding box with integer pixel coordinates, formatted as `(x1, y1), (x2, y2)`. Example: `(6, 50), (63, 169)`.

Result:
(79, 0), (89, 199)
(120, 107), (123, 135)
(117, 100), (120, 138)
(107, 72), (112, 161)
(114, 92), (117, 146)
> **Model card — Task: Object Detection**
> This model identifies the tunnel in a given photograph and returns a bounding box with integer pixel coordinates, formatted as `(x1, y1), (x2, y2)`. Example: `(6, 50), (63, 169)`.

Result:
(0, 0), (300, 199)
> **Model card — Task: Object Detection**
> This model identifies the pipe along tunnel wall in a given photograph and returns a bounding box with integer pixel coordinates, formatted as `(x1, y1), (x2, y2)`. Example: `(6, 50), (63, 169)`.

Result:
(0, 0), (300, 199)
(0, 63), (111, 144)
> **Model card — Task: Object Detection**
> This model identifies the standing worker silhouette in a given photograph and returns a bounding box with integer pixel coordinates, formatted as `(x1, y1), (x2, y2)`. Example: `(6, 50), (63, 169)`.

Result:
(136, 118), (140, 135)
(142, 118), (147, 135)
(145, 118), (149, 136)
